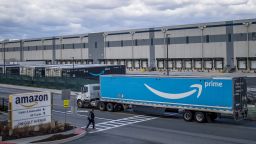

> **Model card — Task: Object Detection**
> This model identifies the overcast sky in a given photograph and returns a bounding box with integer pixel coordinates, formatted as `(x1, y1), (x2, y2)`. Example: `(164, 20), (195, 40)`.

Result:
(0, 0), (255, 40)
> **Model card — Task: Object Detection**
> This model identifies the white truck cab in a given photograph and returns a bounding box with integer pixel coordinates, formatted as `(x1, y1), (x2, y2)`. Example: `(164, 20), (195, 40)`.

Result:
(76, 84), (100, 108)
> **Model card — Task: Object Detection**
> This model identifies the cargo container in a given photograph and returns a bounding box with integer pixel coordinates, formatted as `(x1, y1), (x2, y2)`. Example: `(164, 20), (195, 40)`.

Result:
(77, 75), (248, 123)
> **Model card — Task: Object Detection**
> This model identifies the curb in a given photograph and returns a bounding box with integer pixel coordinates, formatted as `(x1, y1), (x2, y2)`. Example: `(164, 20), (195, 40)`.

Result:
(4, 128), (86, 144)
(32, 128), (86, 144)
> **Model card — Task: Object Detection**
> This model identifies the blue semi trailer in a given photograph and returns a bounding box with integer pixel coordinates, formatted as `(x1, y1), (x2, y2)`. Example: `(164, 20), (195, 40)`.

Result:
(76, 75), (248, 122)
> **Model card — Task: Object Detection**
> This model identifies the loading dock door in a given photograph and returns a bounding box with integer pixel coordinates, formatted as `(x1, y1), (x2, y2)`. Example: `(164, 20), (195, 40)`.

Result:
(134, 60), (140, 69)
(127, 60), (132, 68)
(194, 61), (202, 69)
(238, 60), (246, 69)
(215, 60), (223, 69)
(168, 61), (173, 69)
(142, 60), (148, 68)
(113, 60), (118, 65)
(120, 60), (125, 65)
(158, 60), (164, 69)
(250, 60), (256, 69)
(175, 60), (182, 69)
(184, 60), (192, 69)
(205, 61), (213, 69)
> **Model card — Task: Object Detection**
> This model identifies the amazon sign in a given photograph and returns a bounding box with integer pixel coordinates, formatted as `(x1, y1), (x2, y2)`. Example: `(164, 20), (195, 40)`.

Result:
(9, 92), (52, 129)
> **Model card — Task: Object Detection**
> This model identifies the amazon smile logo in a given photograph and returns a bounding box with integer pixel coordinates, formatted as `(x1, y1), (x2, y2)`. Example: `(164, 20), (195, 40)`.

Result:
(89, 70), (105, 77)
(144, 84), (202, 99)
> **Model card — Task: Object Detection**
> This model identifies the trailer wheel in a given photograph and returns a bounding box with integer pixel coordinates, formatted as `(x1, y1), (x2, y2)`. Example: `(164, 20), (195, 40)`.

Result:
(183, 111), (193, 122)
(99, 102), (106, 111)
(77, 100), (84, 108)
(194, 112), (206, 123)
(114, 104), (124, 112)
(210, 113), (218, 121)
(106, 103), (114, 112)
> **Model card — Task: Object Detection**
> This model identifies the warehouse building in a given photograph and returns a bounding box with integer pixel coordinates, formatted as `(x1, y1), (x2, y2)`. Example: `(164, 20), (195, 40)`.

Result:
(0, 18), (256, 72)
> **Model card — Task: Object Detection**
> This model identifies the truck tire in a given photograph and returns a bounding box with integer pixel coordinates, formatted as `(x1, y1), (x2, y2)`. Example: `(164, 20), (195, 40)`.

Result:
(210, 113), (218, 121)
(106, 103), (114, 112)
(194, 112), (206, 123)
(99, 102), (106, 111)
(114, 103), (124, 112)
(183, 110), (193, 122)
(77, 100), (83, 108)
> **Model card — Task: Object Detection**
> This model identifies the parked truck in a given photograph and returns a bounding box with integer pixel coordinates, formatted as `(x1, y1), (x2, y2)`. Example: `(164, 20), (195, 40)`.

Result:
(76, 75), (248, 122)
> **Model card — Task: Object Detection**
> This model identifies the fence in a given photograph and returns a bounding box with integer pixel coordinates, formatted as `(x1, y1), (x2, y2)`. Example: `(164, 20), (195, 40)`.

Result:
(0, 74), (98, 91)
(0, 97), (8, 112)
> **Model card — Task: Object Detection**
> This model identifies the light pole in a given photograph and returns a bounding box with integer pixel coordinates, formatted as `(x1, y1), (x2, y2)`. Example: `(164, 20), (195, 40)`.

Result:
(103, 33), (108, 62)
(72, 57), (75, 77)
(3, 39), (9, 77)
(243, 22), (252, 70)
(199, 25), (206, 70)
(166, 34), (170, 76)
(130, 31), (135, 69)
(161, 28), (168, 75)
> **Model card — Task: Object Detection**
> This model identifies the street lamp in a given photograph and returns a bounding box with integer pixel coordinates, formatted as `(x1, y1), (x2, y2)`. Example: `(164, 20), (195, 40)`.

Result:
(103, 33), (108, 61)
(243, 22), (252, 70)
(130, 31), (135, 69)
(72, 57), (75, 77)
(199, 25), (206, 70)
(3, 39), (9, 77)
(166, 34), (171, 76)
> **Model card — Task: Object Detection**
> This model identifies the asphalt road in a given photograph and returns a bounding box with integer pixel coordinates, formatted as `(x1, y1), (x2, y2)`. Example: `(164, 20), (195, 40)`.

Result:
(0, 76), (256, 144)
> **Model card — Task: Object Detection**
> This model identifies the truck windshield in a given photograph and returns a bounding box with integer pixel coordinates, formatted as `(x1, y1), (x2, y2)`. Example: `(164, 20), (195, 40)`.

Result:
(93, 86), (100, 90)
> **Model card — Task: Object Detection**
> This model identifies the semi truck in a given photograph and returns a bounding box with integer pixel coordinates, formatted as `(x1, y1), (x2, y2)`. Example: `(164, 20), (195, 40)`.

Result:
(76, 75), (248, 123)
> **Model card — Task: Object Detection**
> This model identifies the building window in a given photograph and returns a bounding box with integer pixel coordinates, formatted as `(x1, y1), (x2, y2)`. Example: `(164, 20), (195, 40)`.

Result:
(95, 42), (97, 48)
(107, 41), (110, 47)
(228, 34), (232, 42)
(186, 36), (189, 44)
(252, 32), (256, 40)
(121, 40), (123, 47)
(135, 39), (138, 46)
(206, 35), (210, 43)
(151, 38), (153, 45)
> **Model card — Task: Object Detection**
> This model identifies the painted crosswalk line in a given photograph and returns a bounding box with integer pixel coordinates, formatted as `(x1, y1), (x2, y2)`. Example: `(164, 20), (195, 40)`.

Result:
(82, 115), (157, 133)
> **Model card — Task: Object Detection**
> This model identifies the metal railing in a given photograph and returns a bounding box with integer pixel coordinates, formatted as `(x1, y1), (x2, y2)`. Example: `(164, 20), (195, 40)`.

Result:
(0, 74), (98, 91)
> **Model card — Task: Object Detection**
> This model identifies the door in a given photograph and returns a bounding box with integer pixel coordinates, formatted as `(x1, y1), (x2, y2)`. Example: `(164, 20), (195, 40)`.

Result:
(233, 77), (248, 120)
(250, 60), (256, 69)
(204, 60), (213, 69)
(238, 60), (246, 69)
(184, 60), (191, 69)
(215, 60), (223, 69)
(175, 60), (182, 69)
(194, 60), (202, 69)
(157, 60), (164, 69)
(168, 60), (173, 69)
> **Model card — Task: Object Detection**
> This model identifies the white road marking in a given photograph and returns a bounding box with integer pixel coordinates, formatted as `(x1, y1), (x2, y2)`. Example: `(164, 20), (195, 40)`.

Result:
(52, 110), (113, 121)
(83, 115), (157, 133)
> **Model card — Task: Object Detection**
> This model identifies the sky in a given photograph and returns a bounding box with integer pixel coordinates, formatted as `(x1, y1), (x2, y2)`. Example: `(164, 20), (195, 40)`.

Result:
(0, 0), (255, 40)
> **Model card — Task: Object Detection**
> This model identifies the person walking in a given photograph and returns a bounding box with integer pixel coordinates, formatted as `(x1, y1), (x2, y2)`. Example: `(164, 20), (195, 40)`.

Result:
(86, 109), (95, 130)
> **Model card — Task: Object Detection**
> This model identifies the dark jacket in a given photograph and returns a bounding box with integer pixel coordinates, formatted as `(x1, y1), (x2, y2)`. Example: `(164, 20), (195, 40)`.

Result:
(88, 111), (95, 121)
